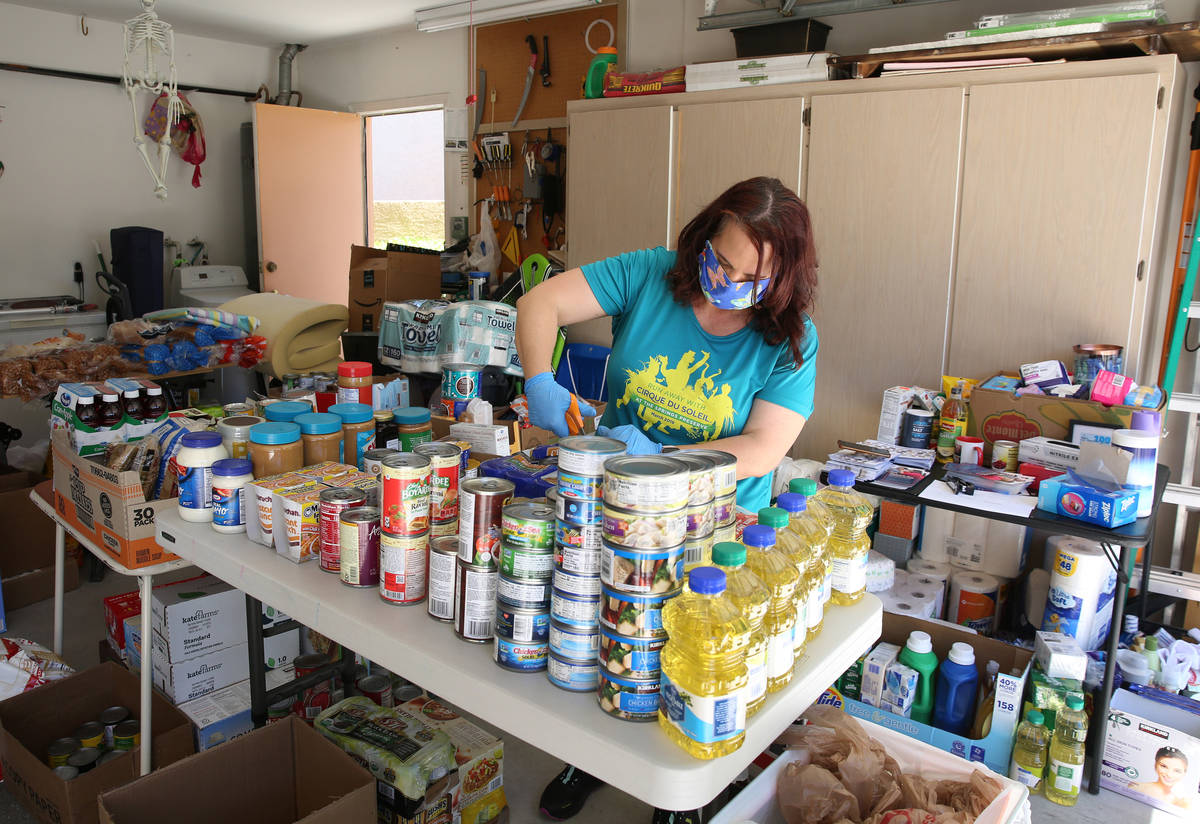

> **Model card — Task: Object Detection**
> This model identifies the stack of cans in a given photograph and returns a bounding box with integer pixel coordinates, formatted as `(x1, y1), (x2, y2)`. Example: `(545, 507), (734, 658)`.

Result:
(494, 501), (556, 672)
(454, 477), (514, 643)
(674, 453), (717, 569)
(689, 449), (739, 543)
(597, 455), (689, 721)
(414, 442), (462, 540)
(377, 453), (432, 605)
(547, 436), (625, 692)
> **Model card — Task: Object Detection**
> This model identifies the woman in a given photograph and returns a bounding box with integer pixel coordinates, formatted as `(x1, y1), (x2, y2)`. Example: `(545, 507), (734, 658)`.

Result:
(1131, 746), (1192, 809)
(516, 177), (819, 823)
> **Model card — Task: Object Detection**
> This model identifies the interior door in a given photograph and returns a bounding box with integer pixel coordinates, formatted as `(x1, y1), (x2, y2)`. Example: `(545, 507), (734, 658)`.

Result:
(674, 99), (806, 240)
(798, 87), (966, 459)
(254, 104), (364, 305)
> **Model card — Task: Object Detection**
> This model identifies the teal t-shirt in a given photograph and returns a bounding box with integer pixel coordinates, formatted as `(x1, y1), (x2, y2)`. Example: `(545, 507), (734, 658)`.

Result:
(582, 246), (818, 511)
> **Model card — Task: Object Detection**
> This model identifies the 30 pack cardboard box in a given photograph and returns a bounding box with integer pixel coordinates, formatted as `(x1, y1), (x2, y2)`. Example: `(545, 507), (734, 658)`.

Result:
(0, 662), (193, 824)
(98, 717), (374, 824)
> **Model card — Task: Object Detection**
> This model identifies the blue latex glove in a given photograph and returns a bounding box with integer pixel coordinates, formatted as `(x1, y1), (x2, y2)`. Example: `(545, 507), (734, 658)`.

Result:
(524, 372), (596, 438)
(596, 424), (662, 455)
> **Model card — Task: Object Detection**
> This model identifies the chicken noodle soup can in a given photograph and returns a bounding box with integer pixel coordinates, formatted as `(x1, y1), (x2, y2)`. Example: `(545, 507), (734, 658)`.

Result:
(602, 456), (690, 513)
(557, 470), (603, 501)
(600, 586), (671, 639)
(501, 502), (556, 549)
(414, 442), (461, 523)
(379, 530), (429, 604)
(319, 488), (367, 573)
(499, 543), (555, 580)
(556, 520), (602, 552)
(602, 506), (687, 550)
(556, 542), (602, 576)
(380, 453), (431, 536)
(597, 670), (659, 721)
(991, 440), (1019, 471)
(601, 543), (685, 595)
(497, 574), (552, 610)
(553, 566), (603, 597)
(494, 636), (549, 672)
(557, 435), (626, 476)
(339, 507), (381, 587)
(356, 674), (394, 707)
(550, 588), (602, 629)
(671, 452), (716, 507)
(598, 625), (666, 680)
(442, 364), (482, 400)
(684, 449), (737, 498)
(495, 602), (550, 643)
(549, 619), (601, 659)
(455, 557), (498, 643)
(459, 477), (514, 566)
(427, 536), (458, 622)
(548, 652), (600, 692)
(557, 495), (601, 526)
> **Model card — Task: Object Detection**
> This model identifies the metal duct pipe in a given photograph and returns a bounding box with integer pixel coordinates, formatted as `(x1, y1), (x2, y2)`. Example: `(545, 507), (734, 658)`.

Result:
(276, 43), (307, 106)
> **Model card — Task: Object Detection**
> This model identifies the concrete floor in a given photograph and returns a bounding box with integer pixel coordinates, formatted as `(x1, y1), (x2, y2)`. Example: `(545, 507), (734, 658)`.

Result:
(0, 571), (1163, 824)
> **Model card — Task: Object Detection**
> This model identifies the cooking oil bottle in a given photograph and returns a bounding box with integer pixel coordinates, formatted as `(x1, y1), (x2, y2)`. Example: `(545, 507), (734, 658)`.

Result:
(1010, 708), (1050, 795)
(776, 493), (827, 641)
(788, 477), (833, 535)
(659, 566), (750, 759)
(758, 506), (809, 662)
(711, 541), (769, 717)
(815, 469), (872, 606)
(1044, 694), (1088, 806)
(742, 525), (798, 692)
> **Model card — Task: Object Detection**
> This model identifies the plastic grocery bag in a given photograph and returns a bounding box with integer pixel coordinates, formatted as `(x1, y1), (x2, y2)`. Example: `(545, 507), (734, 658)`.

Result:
(468, 201), (501, 280)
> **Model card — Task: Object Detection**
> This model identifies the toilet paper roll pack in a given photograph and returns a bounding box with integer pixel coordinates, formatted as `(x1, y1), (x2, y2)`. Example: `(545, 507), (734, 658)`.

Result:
(1041, 535), (1118, 651)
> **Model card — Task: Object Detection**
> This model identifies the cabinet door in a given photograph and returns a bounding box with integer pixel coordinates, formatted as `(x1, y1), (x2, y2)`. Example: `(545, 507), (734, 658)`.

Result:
(797, 87), (965, 459)
(949, 74), (1161, 378)
(566, 107), (674, 269)
(674, 99), (806, 240)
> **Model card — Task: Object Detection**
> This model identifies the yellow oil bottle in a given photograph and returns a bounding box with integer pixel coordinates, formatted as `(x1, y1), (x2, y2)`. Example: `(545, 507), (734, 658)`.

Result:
(814, 469), (872, 606)
(775, 493), (828, 641)
(711, 541), (769, 717)
(742, 525), (798, 692)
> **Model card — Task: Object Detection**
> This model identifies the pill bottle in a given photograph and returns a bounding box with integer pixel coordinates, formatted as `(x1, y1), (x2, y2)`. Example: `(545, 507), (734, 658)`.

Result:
(211, 458), (254, 534)
(248, 422), (303, 478)
(176, 431), (230, 522)
(295, 412), (344, 465)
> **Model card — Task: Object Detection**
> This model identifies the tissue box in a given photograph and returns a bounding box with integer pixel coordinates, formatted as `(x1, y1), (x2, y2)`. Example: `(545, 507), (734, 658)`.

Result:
(1035, 631), (1088, 681)
(1037, 478), (1138, 528)
(861, 642), (901, 709)
(881, 662), (920, 718)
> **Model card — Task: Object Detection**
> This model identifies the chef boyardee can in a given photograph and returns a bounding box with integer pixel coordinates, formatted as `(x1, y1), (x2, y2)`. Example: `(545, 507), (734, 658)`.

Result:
(454, 557), (498, 643)
(556, 495), (601, 526)
(47, 737), (80, 767)
(495, 602), (550, 643)
(556, 520), (602, 552)
(497, 573), (552, 610)
(499, 543), (554, 580)
(602, 456), (689, 513)
(379, 530), (429, 605)
(415, 442), (462, 524)
(494, 636), (548, 672)
(553, 566), (602, 597)
(501, 501), (556, 549)
(549, 618), (600, 659)
(339, 507), (381, 587)
(557, 435), (626, 476)
(548, 652), (600, 692)
(684, 449), (737, 498)
(427, 536), (458, 622)
(380, 453), (432, 536)
(459, 477), (514, 567)
(551, 588), (601, 629)
(556, 542), (601, 575)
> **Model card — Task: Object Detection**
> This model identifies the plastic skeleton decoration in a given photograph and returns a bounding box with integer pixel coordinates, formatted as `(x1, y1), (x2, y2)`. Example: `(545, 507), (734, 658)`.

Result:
(122, 0), (182, 199)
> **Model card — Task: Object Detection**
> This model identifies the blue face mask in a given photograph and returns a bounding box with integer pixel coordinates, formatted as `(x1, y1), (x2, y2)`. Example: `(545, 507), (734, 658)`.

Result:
(698, 240), (770, 310)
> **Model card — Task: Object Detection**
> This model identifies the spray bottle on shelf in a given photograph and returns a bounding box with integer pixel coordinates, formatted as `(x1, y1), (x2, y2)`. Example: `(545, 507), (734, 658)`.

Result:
(742, 525), (798, 693)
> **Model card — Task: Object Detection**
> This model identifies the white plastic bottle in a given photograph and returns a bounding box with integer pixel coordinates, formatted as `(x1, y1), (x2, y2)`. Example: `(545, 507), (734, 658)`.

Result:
(175, 431), (229, 522)
(211, 458), (254, 533)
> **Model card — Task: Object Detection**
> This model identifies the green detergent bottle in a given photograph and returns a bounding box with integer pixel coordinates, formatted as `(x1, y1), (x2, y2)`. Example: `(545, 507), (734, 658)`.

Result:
(584, 47), (618, 98)
(898, 629), (939, 725)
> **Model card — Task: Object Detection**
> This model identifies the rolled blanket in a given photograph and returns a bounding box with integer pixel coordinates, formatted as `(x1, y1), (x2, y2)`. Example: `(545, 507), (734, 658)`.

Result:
(219, 292), (348, 378)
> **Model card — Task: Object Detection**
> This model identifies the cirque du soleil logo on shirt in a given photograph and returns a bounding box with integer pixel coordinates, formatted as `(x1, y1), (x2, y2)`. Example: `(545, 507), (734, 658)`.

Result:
(617, 351), (736, 441)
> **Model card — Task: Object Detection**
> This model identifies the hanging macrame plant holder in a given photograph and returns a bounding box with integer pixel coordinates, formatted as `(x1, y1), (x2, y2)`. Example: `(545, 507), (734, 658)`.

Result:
(122, 0), (182, 199)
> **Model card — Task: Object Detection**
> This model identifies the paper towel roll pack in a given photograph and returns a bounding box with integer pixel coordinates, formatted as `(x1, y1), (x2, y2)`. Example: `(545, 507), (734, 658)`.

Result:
(907, 557), (952, 582)
(906, 574), (946, 618)
(920, 510), (1028, 579)
(948, 569), (1000, 635)
(1042, 535), (1117, 650)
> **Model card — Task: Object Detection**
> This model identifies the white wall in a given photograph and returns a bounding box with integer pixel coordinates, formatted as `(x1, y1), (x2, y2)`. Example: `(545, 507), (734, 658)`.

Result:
(0, 3), (275, 304)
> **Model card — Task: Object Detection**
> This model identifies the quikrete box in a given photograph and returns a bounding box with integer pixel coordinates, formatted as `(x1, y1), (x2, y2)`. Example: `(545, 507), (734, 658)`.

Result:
(98, 716), (375, 824)
(0, 662), (194, 824)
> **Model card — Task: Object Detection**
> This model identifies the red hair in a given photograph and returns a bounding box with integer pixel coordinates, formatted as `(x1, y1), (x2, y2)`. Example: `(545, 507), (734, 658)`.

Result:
(667, 177), (817, 366)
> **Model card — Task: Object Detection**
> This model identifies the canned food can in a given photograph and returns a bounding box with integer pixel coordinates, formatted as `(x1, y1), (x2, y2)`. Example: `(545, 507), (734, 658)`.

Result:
(223, 402), (254, 418)
(431, 519), (458, 538)
(552, 566), (602, 597)
(555, 520), (602, 552)
(555, 543), (602, 575)
(313, 372), (335, 392)
(497, 574), (552, 610)
(556, 495), (601, 526)
(501, 501), (556, 549)
(495, 602), (550, 642)
(557, 436), (626, 475)
(394, 684), (423, 703)
(339, 507), (380, 587)
(380, 453), (431, 536)
(293, 652), (334, 723)
(427, 536), (458, 622)
(714, 522), (737, 544)
(598, 625), (666, 679)
(379, 531), (429, 604)
(671, 452), (716, 506)
(362, 448), (397, 476)
(602, 505), (687, 549)
(549, 619), (601, 660)
(713, 493), (736, 528)
(267, 697), (294, 723)
(112, 720), (140, 751)
(53, 765), (79, 781)
(602, 456), (689, 513)
(455, 557), (498, 642)
(683, 449), (737, 498)
(442, 364), (482, 400)
(319, 488), (367, 573)
(281, 372), (300, 391)
(465, 459), (480, 480)
(47, 737), (80, 767)
(600, 585), (672, 638)
(556, 470), (603, 501)
(98, 706), (131, 749)
(459, 478), (514, 566)
(415, 442), (462, 523)
(357, 674), (395, 707)
(67, 747), (102, 772)
(601, 543), (684, 595)
(547, 653), (600, 692)
(499, 542), (554, 580)
(597, 671), (659, 721)
(991, 440), (1019, 471)
(550, 588), (602, 629)
(684, 538), (713, 570)
(494, 637), (548, 672)
(73, 722), (103, 749)
(686, 504), (715, 539)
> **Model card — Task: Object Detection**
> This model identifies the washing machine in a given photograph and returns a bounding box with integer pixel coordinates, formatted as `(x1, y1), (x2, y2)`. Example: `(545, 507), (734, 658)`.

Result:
(166, 265), (258, 403)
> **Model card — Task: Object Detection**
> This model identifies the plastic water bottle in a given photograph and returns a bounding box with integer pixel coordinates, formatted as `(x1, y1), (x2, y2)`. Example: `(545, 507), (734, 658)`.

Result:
(788, 477), (833, 535)
(757, 506), (808, 661)
(1010, 708), (1050, 795)
(711, 542), (770, 718)
(1044, 694), (1088, 805)
(658, 567), (750, 759)
(932, 641), (979, 736)
(897, 630), (939, 725)
(814, 469), (873, 606)
(742, 525), (798, 693)
(776, 493), (828, 641)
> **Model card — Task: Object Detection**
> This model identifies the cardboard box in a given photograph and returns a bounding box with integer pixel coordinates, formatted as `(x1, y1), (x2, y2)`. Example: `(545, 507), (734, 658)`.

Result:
(1101, 688), (1200, 816)
(347, 244), (442, 333)
(967, 374), (1163, 452)
(178, 669), (294, 752)
(151, 575), (246, 662)
(835, 611), (1033, 775)
(98, 716), (374, 824)
(150, 642), (251, 705)
(0, 662), (194, 824)
(133, 617), (298, 671)
(106, 576), (260, 661)
(1, 477), (81, 610)
(377, 774), (459, 824)
(3, 562), (80, 612)
(50, 430), (178, 569)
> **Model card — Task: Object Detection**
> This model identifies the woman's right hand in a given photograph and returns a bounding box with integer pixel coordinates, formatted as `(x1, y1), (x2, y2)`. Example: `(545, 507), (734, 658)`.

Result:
(524, 372), (596, 437)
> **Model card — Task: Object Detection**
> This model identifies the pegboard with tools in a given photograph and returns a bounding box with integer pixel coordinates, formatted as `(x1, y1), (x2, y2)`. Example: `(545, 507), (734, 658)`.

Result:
(474, 128), (567, 264)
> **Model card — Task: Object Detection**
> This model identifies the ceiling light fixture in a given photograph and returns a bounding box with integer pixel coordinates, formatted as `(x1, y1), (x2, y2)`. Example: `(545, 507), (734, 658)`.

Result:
(415, 0), (604, 33)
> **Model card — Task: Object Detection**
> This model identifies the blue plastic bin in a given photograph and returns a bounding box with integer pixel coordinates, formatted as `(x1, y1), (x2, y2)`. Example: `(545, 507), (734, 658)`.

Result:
(555, 343), (610, 402)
